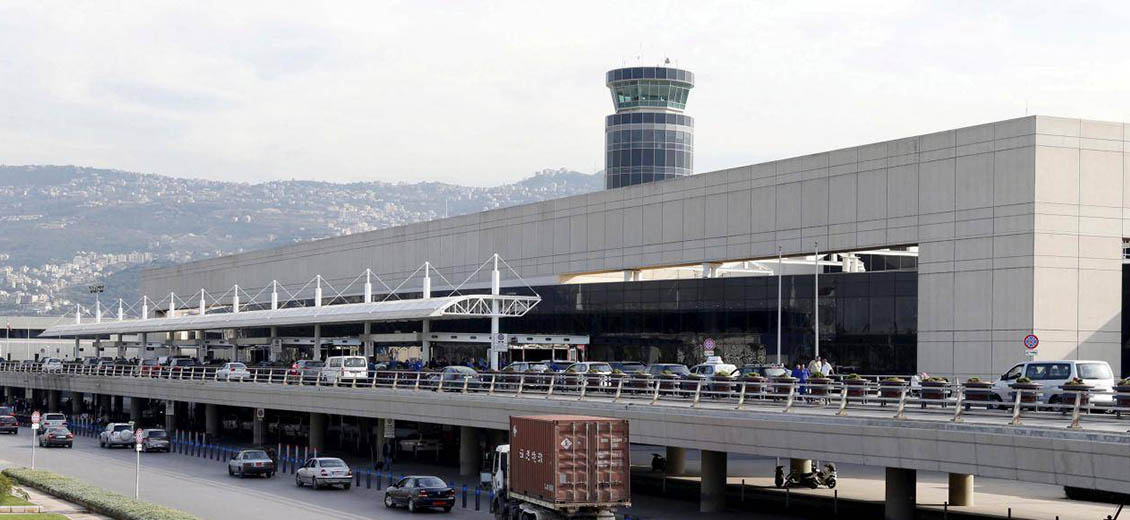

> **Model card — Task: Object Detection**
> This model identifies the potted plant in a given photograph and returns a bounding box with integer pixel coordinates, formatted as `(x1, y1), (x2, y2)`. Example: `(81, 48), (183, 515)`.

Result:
(807, 371), (833, 396)
(710, 369), (735, 395)
(771, 372), (798, 396)
(1114, 378), (1130, 415)
(740, 371), (767, 395)
(844, 373), (868, 398)
(920, 376), (949, 406)
(1009, 376), (1041, 403)
(879, 377), (908, 404)
(630, 370), (653, 393)
(1059, 376), (1094, 408)
(658, 369), (680, 393)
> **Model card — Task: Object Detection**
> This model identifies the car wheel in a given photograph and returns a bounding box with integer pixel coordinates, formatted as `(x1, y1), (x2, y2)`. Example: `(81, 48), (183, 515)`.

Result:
(443, 505), (452, 513)
(312, 477), (320, 490)
(99, 439), (105, 448)
(408, 500), (417, 513)
(228, 467), (234, 476)
(384, 494), (395, 508)
(344, 483), (351, 490)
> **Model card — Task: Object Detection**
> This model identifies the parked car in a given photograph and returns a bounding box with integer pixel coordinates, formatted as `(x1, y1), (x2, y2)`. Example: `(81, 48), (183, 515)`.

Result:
(166, 358), (200, 374)
(38, 426), (73, 448)
(99, 423), (135, 448)
(320, 356), (368, 385)
(216, 362), (252, 381)
(991, 360), (1115, 406)
(95, 359), (117, 372)
(288, 360), (325, 383)
(138, 358), (161, 377)
(428, 366), (479, 389)
(384, 475), (455, 513)
(80, 357), (102, 367)
(41, 358), (64, 373)
(399, 435), (444, 456)
(501, 361), (549, 373)
(228, 449), (276, 478)
(139, 428), (171, 452)
(644, 363), (691, 378)
(0, 406), (13, 416)
(41, 412), (67, 429)
(19, 359), (36, 370)
(0, 415), (17, 434)
(609, 361), (646, 374)
(294, 457), (352, 489)
(735, 364), (790, 379)
(561, 362), (614, 387)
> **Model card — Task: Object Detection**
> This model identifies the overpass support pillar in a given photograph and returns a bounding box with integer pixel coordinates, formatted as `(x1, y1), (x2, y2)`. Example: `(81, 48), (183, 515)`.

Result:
(790, 458), (812, 475)
(362, 323), (373, 359)
(948, 473), (974, 506)
(70, 392), (83, 415)
(309, 412), (327, 452)
(112, 395), (123, 414)
(97, 394), (111, 416)
(253, 409), (265, 446)
(205, 404), (219, 437)
(313, 325), (322, 361)
(665, 447), (686, 476)
(700, 450), (727, 512)
(164, 400), (177, 434)
(885, 467), (916, 520)
(47, 390), (60, 412)
(130, 397), (145, 424)
(460, 426), (479, 477)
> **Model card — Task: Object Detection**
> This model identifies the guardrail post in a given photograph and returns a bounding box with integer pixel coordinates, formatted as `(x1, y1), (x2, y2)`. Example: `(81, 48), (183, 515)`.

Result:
(546, 376), (555, 399)
(1009, 389), (1024, 426)
(735, 382), (747, 410)
(691, 379), (703, 408)
(437, 377), (445, 393)
(614, 378), (624, 403)
(352, 375), (357, 389)
(376, 471), (383, 490)
(462, 376), (470, 394)
(489, 375), (496, 395)
(578, 378), (587, 401)
(392, 372), (399, 390)
(835, 385), (849, 416)
(651, 380), (661, 405)
(475, 487), (481, 510)
(371, 372), (378, 388)
(893, 388), (908, 420)
(951, 388), (965, 423)
(516, 375), (525, 396)
(1067, 391), (1084, 430)
(413, 373), (421, 392)
(782, 383), (796, 413)
(366, 470), (371, 489)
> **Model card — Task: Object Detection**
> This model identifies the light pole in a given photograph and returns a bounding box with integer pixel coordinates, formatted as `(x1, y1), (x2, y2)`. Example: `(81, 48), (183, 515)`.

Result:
(776, 246), (782, 365)
(813, 242), (820, 361)
(89, 283), (105, 322)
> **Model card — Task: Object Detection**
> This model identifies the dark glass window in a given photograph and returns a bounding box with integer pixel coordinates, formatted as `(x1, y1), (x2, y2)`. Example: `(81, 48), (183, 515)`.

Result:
(657, 68), (668, 79)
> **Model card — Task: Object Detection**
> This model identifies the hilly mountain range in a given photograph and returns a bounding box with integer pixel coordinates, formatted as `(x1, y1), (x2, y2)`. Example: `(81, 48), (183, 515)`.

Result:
(0, 165), (603, 315)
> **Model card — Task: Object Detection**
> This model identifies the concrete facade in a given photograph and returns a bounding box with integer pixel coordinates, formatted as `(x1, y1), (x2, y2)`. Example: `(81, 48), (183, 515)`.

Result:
(140, 116), (1130, 378)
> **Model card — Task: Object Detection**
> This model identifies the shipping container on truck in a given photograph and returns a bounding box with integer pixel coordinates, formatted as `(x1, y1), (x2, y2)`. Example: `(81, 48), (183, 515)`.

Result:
(496, 415), (630, 518)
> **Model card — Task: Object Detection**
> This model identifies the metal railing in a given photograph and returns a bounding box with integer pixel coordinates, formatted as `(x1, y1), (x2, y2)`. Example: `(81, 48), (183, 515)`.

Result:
(3, 362), (1127, 431)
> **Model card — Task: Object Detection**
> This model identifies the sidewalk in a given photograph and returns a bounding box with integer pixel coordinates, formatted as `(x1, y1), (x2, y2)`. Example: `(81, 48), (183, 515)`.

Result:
(19, 486), (113, 520)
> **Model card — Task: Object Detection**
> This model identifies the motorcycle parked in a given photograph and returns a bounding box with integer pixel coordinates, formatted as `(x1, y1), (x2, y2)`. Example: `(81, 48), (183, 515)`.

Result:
(651, 453), (667, 472)
(775, 462), (837, 489)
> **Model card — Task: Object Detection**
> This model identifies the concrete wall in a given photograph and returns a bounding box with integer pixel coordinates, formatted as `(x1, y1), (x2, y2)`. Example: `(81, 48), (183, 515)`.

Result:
(141, 116), (1130, 379)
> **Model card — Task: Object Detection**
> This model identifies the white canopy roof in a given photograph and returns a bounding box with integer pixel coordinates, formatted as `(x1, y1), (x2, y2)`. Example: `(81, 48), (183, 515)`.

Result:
(40, 294), (540, 338)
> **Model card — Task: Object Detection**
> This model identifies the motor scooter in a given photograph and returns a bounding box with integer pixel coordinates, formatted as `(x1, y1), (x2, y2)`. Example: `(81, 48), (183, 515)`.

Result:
(651, 453), (667, 472)
(775, 462), (837, 489)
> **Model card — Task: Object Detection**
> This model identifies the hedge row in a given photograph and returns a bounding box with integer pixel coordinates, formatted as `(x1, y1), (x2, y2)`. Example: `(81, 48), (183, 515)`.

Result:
(1, 467), (200, 520)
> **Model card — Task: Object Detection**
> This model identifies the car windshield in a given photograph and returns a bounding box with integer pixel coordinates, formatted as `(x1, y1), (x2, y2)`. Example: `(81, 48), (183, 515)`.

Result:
(304, 361), (325, 368)
(112, 425), (130, 432)
(229, 363), (247, 369)
(45, 414), (64, 421)
(1078, 363), (1113, 380)
(763, 368), (789, 377)
(589, 363), (613, 372)
(449, 366), (476, 374)
(48, 427), (69, 434)
(529, 363), (547, 371)
(142, 359), (156, 366)
(320, 459), (346, 468)
(344, 358), (366, 367)
(243, 450), (270, 460)
(416, 477), (446, 488)
(147, 430), (167, 439)
(0, 416), (16, 424)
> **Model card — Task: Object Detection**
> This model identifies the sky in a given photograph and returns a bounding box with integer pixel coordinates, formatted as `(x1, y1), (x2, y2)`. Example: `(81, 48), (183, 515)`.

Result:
(2, 1), (1129, 186)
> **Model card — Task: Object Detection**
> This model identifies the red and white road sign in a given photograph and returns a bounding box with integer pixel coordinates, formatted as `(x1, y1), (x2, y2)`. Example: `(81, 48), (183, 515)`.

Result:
(31, 411), (40, 425)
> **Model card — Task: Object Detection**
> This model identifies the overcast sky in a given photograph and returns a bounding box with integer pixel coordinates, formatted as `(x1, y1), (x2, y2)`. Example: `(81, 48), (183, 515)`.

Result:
(2, 1), (1129, 186)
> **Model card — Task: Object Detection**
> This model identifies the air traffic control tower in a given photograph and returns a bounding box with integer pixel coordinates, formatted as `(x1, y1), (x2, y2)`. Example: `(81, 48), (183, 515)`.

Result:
(604, 65), (694, 189)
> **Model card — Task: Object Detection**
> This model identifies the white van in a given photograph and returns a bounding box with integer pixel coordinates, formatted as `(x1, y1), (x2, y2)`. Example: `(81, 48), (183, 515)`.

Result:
(991, 360), (1115, 406)
(321, 356), (368, 384)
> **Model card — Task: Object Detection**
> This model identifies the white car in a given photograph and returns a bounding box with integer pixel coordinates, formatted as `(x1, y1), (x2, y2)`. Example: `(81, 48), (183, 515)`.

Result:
(99, 422), (135, 448)
(41, 413), (67, 429)
(294, 457), (352, 490)
(41, 358), (64, 373)
(320, 356), (367, 385)
(216, 362), (252, 381)
(990, 360), (1115, 406)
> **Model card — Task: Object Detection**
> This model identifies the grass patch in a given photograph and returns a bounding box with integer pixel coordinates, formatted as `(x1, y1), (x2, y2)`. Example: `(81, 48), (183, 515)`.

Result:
(1, 494), (34, 505)
(0, 515), (70, 520)
(2, 467), (200, 520)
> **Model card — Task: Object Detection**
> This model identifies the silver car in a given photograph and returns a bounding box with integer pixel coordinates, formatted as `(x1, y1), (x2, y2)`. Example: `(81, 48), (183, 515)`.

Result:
(139, 428), (170, 452)
(294, 457), (352, 490)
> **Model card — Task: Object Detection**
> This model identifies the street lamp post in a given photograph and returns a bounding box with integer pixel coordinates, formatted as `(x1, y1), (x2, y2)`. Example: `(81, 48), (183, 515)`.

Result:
(814, 242), (820, 361)
(89, 283), (105, 323)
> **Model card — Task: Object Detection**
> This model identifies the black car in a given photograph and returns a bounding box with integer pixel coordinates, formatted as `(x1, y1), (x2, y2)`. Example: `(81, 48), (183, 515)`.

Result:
(228, 449), (276, 478)
(38, 426), (73, 448)
(384, 476), (455, 513)
(0, 415), (17, 434)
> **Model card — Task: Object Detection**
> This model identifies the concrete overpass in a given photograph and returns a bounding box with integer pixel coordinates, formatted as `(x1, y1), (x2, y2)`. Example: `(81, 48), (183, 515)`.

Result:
(4, 367), (1130, 519)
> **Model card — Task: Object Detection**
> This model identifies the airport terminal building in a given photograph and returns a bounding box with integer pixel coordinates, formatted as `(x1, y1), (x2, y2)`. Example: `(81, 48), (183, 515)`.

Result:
(128, 115), (1130, 380)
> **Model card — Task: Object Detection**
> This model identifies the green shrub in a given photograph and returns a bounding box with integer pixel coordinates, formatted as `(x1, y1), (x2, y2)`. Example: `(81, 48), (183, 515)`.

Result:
(1, 468), (200, 520)
(1015, 376), (1033, 384)
(966, 377), (981, 383)
(882, 377), (906, 383)
(926, 376), (948, 383)
(810, 371), (825, 378)
(846, 373), (863, 380)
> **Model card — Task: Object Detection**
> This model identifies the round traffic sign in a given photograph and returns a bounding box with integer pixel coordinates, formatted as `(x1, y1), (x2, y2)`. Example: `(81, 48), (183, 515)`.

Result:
(135, 428), (143, 439)
(1023, 334), (1039, 350)
(704, 338), (716, 350)
(30, 411), (40, 425)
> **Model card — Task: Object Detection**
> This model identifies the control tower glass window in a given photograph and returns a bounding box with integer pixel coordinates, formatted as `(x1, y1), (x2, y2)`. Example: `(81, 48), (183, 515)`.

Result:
(604, 66), (695, 189)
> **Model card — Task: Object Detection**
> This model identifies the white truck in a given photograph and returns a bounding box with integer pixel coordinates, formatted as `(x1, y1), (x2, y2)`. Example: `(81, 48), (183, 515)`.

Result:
(490, 416), (630, 520)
